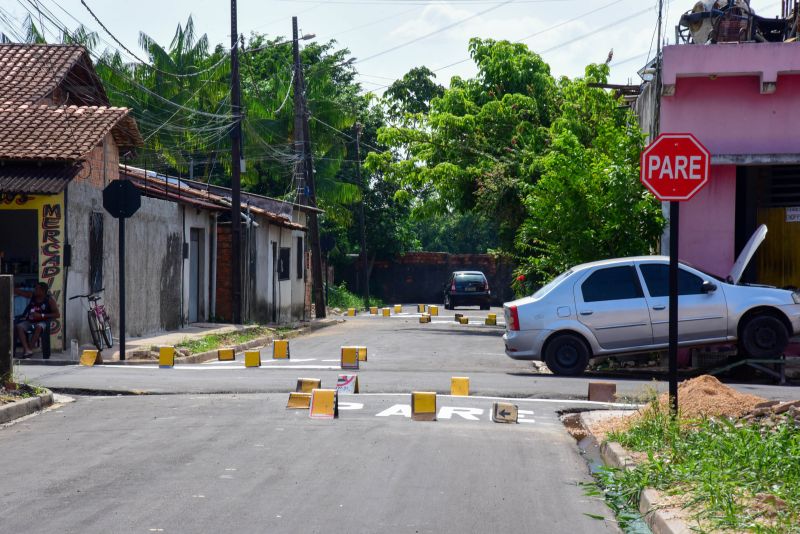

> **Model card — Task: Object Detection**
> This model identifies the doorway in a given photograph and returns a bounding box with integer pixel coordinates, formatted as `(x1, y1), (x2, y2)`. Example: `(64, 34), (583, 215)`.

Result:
(188, 228), (204, 323)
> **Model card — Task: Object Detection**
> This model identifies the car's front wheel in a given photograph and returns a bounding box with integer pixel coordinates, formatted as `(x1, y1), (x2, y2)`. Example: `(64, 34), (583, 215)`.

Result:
(740, 314), (789, 358)
(544, 334), (590, 376)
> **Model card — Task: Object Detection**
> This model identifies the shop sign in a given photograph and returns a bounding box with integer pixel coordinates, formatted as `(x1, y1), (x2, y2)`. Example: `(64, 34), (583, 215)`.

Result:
(786, 207), (800, 223)
(0, 193), (65, 349)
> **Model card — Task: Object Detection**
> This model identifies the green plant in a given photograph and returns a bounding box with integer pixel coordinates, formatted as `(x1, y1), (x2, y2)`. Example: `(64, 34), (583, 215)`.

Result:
(176, 327), (272, 354)
(326, 282), (383, 310)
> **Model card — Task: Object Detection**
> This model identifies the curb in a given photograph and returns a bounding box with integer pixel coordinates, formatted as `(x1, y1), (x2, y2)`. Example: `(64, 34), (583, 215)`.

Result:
(598, 440), (695, 534)
(0, 391), (54, 425)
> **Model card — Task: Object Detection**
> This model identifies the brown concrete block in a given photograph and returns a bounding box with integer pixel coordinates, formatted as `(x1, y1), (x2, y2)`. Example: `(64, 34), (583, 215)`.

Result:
(588, 382), (617, 403)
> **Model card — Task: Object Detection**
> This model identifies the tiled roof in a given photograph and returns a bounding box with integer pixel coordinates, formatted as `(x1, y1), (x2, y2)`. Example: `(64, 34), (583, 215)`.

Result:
(0, 43), (109, 106)
(0, 161), (82, 193)
(0, 104), (143, 161)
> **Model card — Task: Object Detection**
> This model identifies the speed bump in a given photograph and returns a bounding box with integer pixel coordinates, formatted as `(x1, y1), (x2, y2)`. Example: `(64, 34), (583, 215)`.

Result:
(419, 313), (431, 324)
(336, 374), (359, 393)
(428, 305), (439, 316)
(340, 346), (360, 370)
(79, 349), (100, 366)
(411, 391), (437, 421)
(451, 376), (470, 396)
(485, 314), (497, 326)
(273, 339), (290, 359)
(286, 392), (311, 409)
(159, 346), (175, 368)
(458, 316), (469, 325)
(370, 306), (378, 315)
(309, 389), (338, 419)
(355, 346), (368, 362)
(382, 307), (391, 317)
(296, 377), (322, 393)
(393, 304), (402, 314)
(244, 350), (261, 367)
(417, 304), (425, 313)
(347, 308), (356, 316)
(218, 347), (235, 361)
(492, 402), (518, 423)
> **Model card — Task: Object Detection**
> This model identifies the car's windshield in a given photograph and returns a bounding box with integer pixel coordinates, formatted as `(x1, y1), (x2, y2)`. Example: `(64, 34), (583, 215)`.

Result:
(456, 274), (485, 283)
(680, 261), (725, 282)
(532, 270), (572, 299)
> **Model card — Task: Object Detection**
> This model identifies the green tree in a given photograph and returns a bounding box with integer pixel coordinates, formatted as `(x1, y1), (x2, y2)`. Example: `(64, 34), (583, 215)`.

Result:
(384, 66), (445, 119)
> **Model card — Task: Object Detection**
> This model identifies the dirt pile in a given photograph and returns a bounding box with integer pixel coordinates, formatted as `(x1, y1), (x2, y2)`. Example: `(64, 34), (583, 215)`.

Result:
(663, 375), (766, 418)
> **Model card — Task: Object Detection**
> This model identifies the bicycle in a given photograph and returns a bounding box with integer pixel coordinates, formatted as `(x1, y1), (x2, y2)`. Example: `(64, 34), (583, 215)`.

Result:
(69, 288), (113, 351)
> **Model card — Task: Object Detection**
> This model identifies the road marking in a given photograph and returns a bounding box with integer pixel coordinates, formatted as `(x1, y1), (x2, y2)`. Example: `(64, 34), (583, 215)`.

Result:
(376, 404), (411, 418)
(344, 393), (640, 408)
(338, 402), (363, 410)
(438, 406), (483, 420)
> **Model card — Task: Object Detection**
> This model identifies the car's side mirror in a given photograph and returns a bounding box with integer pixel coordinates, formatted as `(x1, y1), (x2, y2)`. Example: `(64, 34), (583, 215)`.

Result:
(701, 280), (717, 294)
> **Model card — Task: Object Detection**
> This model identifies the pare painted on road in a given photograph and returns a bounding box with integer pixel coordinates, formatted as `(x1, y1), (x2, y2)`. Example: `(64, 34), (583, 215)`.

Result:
(370, 404), (535, 423)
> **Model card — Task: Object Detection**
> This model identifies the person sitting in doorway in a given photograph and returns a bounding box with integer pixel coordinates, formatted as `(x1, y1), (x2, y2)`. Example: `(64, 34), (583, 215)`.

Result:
(14, 282), (60, 358)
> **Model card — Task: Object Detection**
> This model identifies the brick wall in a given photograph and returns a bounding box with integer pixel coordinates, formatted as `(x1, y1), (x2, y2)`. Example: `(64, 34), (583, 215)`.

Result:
(215, 224), (233, 322)
(338, 252), (516, 305)
(74, 134), (119, 189)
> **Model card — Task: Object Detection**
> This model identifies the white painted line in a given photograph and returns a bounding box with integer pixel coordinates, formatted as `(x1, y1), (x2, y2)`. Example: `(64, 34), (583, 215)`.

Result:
(98, 364), (342, 371)
(339, 393), (640, 408)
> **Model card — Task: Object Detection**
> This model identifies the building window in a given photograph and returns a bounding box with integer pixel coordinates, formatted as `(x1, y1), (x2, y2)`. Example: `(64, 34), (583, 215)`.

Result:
(296, 237), (303, 279)
(89, 212), (103, 293)
(278, 247), (291, 281)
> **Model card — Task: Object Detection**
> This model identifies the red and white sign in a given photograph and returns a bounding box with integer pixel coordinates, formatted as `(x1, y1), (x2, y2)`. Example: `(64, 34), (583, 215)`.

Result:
(640, 133), (710, 201)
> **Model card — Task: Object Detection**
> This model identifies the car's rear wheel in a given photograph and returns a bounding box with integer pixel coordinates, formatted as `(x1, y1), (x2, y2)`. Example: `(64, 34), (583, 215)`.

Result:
(544, 334), (590, 376)
(740, 314), (789, 358)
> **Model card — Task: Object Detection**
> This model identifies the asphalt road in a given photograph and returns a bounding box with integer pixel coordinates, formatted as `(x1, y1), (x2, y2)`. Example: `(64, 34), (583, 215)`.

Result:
(1, 394), (617, 534)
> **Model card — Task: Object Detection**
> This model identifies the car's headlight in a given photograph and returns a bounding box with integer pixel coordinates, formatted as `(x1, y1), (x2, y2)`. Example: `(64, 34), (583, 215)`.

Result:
(794, 292), (800, 304)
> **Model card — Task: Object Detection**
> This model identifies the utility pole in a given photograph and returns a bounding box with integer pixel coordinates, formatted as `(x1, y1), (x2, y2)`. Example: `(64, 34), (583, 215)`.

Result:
(229, 0), (242, 323)
(293, 16), (326, 318)
(354, 123), (369, 309)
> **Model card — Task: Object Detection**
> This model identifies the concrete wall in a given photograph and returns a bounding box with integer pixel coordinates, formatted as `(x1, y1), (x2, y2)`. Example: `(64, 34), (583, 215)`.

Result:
(65, 182), (216, 345)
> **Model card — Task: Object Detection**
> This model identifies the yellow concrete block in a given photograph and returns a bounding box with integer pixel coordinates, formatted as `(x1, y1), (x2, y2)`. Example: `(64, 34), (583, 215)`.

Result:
(417, 304), (425, 313)
(393, 304), (402, 314)
(454, 313), (463, 322)
(79, 349), (100, 366)
(370, 306), (378, 315)
(487, 313), (497, 321)
(309, 389), (338, 419)
(382, 307), (391, 317)
(336, 374), (359, 393)
(296, 377), (322, 393)
(485, 317), (497, 326)
(286, 392), (311, 409)
(458, 317), (469, 325)
(492, 402), (519, 423)
(244, 350), (261, 367)
(159, 346), (175, 368)
(355, 346), (368, 362)
(411, 391), (437, 421)
(218, 347), (235, 361)
(340, 346), (359, 370)
(347, 308), (356, 316)
(451, 376), (470, 396)
(419, 314), (431, 324)
(428, 305), (439, 316)
(273, 339), (290, 359)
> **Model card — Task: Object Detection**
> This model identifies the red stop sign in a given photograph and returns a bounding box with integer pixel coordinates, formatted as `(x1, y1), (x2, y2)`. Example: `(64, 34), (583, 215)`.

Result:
(640, 133), (710, 201)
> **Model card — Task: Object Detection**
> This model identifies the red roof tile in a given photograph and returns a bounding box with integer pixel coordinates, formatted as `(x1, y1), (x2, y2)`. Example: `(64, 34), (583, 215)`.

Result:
(0, 43), (109, 106)
(0, 161), (82, 193)
(0, 104), (142, 161)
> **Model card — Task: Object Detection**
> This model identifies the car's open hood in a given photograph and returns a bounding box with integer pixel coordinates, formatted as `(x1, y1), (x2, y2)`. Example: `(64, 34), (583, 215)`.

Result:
(728, 224), (767, 285)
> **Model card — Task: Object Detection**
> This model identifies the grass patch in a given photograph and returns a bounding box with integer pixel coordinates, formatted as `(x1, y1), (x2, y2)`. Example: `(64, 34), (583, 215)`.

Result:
(176, 326), (272, 355)
(596, 400), (800, 532)
(326, 282), (384, 310)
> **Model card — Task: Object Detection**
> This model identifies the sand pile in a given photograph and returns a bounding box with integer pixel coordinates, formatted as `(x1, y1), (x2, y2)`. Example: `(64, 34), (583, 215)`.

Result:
(661, 375), (766, 418)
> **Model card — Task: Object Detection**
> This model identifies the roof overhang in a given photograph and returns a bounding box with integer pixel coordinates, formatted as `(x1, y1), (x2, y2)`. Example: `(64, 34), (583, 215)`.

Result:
(0, 160), (82, 194)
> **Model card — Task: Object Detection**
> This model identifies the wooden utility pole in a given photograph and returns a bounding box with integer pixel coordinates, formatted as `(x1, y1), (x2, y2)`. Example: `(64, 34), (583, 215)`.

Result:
(354, 123), (369, 309)
(293, 16), (326, 318)
(229, 0), (243, 323)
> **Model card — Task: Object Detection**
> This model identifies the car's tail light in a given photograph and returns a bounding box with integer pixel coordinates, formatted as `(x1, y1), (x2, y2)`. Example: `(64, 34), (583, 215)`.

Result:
(450, 280), (456, 291)
(507, 305), (520, 331)
(484, 280), (490, 292)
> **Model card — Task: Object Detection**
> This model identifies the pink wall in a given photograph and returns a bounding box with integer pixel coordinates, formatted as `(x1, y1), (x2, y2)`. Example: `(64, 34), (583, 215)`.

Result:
(678, 165), (736, 277)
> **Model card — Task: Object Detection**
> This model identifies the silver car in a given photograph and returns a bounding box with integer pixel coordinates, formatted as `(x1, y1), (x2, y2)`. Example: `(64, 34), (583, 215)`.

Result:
(503, 225), (800, 375)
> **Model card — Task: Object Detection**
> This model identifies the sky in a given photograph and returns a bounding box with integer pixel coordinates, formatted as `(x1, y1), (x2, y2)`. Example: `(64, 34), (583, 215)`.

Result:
(0, 0), (783, 93)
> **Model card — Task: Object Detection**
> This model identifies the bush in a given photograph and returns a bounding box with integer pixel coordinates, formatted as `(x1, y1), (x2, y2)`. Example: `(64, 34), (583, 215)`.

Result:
(326, 282), (383, 310)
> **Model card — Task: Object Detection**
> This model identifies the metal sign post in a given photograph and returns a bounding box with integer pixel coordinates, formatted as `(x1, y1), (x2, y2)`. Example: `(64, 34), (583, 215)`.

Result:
(103, 180), (141, 361)
(640, 133), (710, 415)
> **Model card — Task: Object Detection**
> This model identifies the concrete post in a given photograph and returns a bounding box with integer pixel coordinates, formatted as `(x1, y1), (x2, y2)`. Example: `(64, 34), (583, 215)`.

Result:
(0, 275), (12, 383)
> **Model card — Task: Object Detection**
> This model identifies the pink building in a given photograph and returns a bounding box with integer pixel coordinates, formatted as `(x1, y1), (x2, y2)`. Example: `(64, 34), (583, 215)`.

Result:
(639, 41), (800, 289)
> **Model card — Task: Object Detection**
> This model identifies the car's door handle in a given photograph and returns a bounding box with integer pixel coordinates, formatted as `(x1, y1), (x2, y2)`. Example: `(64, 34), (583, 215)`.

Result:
(579, 310), (593, 316)
(652, 305), (666, 310)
